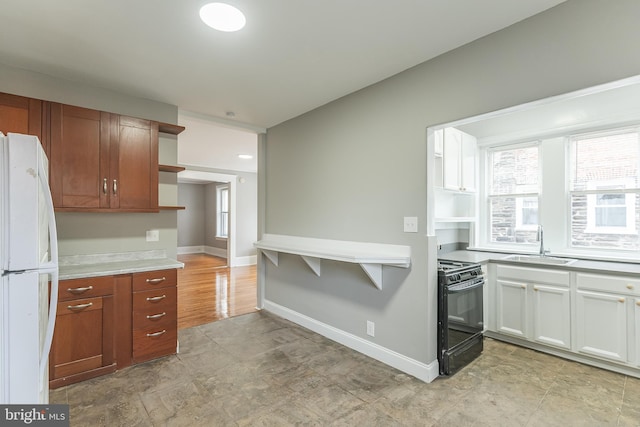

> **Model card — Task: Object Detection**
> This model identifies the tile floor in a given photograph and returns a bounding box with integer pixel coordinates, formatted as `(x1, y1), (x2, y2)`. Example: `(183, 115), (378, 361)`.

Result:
(51, 311), (640, 426)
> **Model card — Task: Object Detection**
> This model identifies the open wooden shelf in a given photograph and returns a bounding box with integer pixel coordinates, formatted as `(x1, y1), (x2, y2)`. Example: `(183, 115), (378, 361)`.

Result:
(159, 164), (186, 173)
(158, 122), (185, 135)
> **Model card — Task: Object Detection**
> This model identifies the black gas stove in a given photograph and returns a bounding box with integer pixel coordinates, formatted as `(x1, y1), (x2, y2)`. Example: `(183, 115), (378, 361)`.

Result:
(437, 259), (484, 375)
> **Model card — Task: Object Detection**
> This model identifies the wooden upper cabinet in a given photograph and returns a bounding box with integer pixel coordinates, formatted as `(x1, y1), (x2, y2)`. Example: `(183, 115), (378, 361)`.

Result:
(50, 103), (159, 212)
(50, 103), (110, 209)
(110, 116), (158, 210)
(0, 92), (46, 149)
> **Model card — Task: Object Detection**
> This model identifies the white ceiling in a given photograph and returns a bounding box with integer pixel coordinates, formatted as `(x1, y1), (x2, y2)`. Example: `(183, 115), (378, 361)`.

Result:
(0, 0), (565, 129)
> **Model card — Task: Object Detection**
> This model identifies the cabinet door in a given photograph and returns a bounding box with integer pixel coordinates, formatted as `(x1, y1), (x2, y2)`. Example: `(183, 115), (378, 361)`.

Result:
(50, 104), (110, 208)
(0, 92), (43, 142)
(635, 298), (640, 367)
(532, 284), (571, 349)
(576, 290), (627, 363)
(442, 127), (462, 191)
(110, 115), (158, 210)
(496, 279), (528, 338)
(50, 294), (115, 384)
(460, 131), (476, 192)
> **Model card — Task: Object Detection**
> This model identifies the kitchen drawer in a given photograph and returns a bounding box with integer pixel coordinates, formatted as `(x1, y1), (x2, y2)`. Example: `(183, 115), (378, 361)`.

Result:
(132, 269), (177, 292)
(58, 276), (114, 302)
(132, 286), (177, 312)
(57, 295), (103, 316)
(132, 325), (177, 363)
(577, 272), (640, 296)
(496, 264), (570, 287)
(133, 307), (176, 331)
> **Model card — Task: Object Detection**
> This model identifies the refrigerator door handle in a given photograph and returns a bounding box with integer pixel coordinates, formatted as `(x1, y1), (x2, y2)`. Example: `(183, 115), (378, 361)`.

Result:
(37, 151), (59, 392)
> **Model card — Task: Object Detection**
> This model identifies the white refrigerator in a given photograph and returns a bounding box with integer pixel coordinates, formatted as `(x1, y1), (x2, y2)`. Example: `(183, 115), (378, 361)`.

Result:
(0, 132), (59, 404)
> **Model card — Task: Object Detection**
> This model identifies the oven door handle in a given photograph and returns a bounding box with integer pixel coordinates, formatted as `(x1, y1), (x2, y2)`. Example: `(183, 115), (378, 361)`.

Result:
(448, 279), (484, 293)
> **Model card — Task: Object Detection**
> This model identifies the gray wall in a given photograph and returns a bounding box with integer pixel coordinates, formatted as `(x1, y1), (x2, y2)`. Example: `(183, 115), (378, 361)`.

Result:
(177, 183), (206, 247)
(263, 0), (640, 366)
(0, 61), (180, 259)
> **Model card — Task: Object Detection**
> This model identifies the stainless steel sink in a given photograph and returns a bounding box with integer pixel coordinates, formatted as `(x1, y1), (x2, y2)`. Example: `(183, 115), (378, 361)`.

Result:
(502, 254), (577, 265)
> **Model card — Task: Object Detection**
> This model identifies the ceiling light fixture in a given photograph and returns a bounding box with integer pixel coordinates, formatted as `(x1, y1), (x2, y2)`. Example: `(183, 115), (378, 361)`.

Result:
(199, 3), (246, 32)
(238, 154), (253, 160)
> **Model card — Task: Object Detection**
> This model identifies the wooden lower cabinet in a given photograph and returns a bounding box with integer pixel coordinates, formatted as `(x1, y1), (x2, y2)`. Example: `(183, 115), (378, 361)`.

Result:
(49, 269), (177, 389)
(132, 270), (178, 363)
(49, 276), (117, 388)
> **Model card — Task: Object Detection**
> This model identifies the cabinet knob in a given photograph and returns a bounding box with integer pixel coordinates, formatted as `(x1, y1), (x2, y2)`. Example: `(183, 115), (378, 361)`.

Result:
(636, 301), (640, 307)
(627, 284), (634, 290)
(103, 178), (107, 194)
(619, 298), (626, 303)
(533, 286), (539, 291)
(521, 284), (526, 289)
(113, 179), (118, 194)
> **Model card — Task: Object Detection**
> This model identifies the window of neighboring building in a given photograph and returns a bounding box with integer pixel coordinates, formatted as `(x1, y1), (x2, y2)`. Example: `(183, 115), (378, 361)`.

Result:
(216, 184), (229, 238)
(569, 130), (640, 249)
(487, 144), (540, 244)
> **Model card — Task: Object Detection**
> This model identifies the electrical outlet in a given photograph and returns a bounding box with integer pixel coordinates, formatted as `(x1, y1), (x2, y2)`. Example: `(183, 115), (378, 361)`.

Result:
(146, 229), (159, 242)
(403, 216), (418, 233)
(366, 321), (375, 337)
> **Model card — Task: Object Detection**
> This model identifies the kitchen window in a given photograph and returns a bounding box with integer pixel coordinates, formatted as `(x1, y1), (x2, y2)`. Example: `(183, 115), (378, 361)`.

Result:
(216, 184), (229, 239)
(569, 130), (640, 249)
(487, 144), (540, 244)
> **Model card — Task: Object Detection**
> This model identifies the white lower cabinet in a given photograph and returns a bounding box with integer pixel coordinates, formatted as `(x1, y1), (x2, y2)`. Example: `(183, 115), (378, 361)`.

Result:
(496, 279), (528, 338)
(532, 284), (571, 349)
(635, 298), (640, 367)
(575, 289), (627, 362)
(494, 265), (571, 350)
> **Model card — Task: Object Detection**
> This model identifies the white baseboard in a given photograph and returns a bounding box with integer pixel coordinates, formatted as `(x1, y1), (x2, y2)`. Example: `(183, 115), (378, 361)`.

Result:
(231, 255), (257, 267)
(263, 300), (439, 383)
(204, 246), (228, 258)
(177, 246), (204, 255)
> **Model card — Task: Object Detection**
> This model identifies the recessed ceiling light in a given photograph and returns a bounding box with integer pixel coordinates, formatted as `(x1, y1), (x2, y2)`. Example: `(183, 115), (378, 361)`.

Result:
(238, 154), (253, 160)
(199, 3), (246, 32)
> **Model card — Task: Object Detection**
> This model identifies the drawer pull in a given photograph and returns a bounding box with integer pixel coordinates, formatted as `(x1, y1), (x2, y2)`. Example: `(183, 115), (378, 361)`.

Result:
(521, 285), (526, 289)
(146, 295), (166, 302)
(146, 330), (167, 337)
(627, 284), (634, 290)
(146, 277), (166, 284)
(533, 286), (539, 291)
(619, 298), (626, 303)
(67, 285), (93, 294)
(67, 302), (93, 311)
(637, 301), (640, 306)
(146, 312), (167, 320)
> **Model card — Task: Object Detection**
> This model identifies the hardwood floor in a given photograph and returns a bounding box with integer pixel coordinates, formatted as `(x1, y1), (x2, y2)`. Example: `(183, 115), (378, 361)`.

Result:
(177, 254), (257, 330)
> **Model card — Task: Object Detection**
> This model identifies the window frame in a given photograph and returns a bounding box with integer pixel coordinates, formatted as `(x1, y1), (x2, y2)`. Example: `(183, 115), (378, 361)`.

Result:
(484, 142), (541, 248)
(216, 184), (229, 239)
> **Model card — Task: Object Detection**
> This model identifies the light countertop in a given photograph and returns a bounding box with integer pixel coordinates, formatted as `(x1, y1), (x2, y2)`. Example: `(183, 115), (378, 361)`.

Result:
(58, 250), (184, 280)
(440, 250), (640, 276)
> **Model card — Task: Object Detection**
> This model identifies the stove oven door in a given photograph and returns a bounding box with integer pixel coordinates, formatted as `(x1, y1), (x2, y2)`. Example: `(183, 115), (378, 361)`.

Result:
(447, 278), (484, 349)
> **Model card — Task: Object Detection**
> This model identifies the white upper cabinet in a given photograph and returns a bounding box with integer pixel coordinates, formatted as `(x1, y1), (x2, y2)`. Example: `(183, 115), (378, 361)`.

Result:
(443, 127), (476, 192)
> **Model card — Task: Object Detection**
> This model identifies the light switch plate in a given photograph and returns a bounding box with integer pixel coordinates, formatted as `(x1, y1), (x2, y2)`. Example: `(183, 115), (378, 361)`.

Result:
(146, 229), (159, 242)
(403, 217), (418, 233)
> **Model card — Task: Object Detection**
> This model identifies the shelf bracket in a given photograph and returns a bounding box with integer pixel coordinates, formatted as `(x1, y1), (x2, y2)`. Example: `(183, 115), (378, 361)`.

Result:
(360, 263), (383, 290)
(262, 250), (279, 266)
(301, 256), (321, 276)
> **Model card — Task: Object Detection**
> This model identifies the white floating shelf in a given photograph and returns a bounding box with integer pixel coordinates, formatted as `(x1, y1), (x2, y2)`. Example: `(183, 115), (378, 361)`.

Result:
(254, 234), (411, 290)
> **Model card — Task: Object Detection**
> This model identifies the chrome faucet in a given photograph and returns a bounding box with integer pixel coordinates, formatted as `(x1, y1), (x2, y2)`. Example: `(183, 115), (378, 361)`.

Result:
(537, 225), (547, 257)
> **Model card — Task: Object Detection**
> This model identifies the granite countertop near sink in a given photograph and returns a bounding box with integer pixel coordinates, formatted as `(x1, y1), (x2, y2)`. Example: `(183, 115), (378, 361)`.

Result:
(440, 250), (640, 275)
(59, 250), (184, 280)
